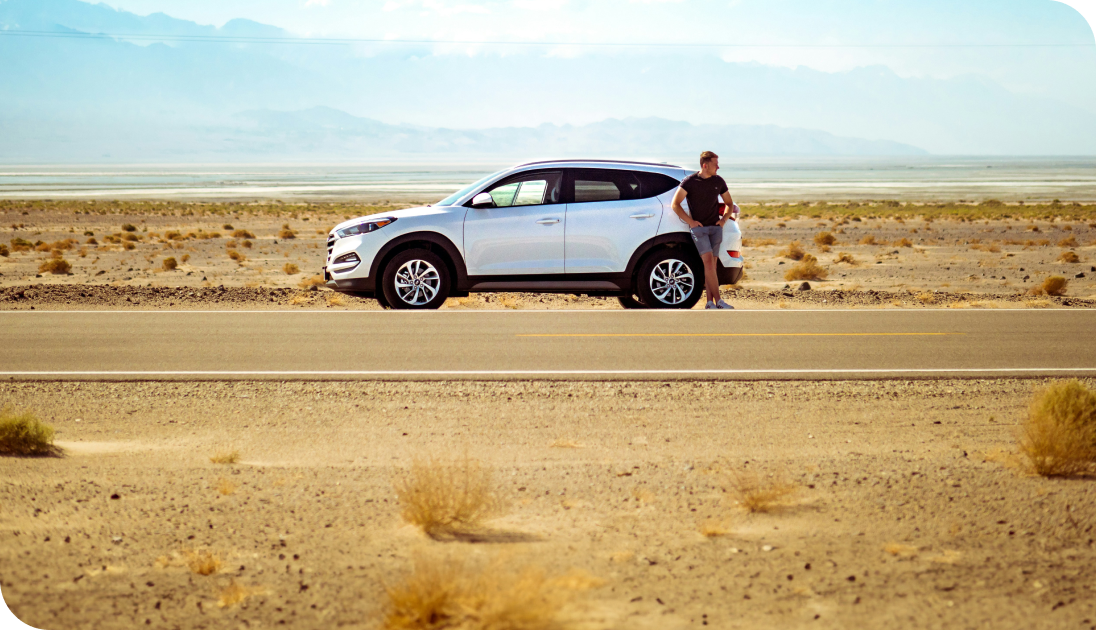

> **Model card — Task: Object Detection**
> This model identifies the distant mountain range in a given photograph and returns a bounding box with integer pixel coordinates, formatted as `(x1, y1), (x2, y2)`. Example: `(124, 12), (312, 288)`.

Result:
(1, 0), (1094, 159)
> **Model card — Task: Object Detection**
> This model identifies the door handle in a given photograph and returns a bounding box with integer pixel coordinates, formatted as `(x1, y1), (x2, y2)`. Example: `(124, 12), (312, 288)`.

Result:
(536, 218), (561, 224)
(629, 213), (656, 219)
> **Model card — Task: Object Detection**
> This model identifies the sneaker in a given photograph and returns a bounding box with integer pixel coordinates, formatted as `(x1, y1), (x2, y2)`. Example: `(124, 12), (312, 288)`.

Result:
(705, 301), (716, 309)
(716, 300), (735, 310)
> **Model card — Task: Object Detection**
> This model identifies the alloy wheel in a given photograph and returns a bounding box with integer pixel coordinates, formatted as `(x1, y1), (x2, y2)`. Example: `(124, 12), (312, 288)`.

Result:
(649, 259), (695, 305)
(394, 259), (441, 306)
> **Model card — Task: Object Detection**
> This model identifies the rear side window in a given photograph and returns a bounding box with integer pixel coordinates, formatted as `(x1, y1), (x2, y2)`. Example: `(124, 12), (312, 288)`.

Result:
(568, 169), (680, 203)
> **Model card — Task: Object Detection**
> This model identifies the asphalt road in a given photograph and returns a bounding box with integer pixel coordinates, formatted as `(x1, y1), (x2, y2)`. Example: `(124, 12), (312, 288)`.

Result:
(2, 309), (1095, 380)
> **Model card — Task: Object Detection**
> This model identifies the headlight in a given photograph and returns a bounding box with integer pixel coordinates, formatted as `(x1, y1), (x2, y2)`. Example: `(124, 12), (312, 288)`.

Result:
(335, 217), (396, 239)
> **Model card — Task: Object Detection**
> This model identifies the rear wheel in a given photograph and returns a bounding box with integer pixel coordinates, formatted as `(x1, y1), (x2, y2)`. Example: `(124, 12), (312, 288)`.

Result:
(616, 294), (647, 309)
(636, 249), (703, 310)
(381, 249), (451, 310)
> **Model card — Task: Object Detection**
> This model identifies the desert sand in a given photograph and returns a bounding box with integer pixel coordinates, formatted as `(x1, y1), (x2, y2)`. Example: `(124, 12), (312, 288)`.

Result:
(2, 379), (1095, 629)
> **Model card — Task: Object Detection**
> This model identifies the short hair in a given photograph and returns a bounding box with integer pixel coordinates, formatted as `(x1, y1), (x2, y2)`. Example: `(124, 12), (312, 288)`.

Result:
(700, 151), (719, 166)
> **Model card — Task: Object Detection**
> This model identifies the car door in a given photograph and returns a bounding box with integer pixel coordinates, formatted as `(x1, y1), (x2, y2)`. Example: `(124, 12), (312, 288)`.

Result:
(463, 170), (564, 276)
(563, 168), (675, 274)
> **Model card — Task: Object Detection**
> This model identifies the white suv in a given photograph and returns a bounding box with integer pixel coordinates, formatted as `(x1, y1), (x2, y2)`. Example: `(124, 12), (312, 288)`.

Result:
(324, 159), (744, 309)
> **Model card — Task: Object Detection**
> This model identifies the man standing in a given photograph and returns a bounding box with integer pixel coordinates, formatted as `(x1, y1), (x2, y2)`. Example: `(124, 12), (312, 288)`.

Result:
(671, 151), (738, 310)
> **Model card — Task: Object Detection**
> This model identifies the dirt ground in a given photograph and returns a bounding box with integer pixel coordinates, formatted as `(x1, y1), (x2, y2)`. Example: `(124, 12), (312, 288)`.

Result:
(2, 379), (1095, 630)
(2, 202), (1095, 310)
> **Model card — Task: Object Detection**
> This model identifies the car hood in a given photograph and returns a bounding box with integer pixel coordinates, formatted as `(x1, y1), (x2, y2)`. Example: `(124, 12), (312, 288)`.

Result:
(330, 205), (456, 234)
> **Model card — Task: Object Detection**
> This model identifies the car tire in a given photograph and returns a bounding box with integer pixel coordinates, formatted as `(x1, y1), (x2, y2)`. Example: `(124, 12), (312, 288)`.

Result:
(374, 289), (391, 310)
(381, 248), (451, 310)
(636, 248), (703, 310)
(616, 293), (647, 309)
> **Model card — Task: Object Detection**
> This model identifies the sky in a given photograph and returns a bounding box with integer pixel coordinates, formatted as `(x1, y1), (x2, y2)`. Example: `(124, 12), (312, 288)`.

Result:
(68, 0), (1096, 108)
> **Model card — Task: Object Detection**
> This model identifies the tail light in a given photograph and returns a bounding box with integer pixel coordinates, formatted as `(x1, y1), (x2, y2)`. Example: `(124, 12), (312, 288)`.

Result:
(727, 250), (741, 258)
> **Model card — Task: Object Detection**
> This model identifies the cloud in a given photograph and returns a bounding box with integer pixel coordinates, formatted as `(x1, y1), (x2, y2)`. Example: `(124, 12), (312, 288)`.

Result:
(382, 0), (490, 14)
(304, 0), (331, 6)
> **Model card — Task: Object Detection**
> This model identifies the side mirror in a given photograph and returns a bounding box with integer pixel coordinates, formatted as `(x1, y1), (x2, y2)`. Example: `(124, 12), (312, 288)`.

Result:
(471, 192), (495, 208)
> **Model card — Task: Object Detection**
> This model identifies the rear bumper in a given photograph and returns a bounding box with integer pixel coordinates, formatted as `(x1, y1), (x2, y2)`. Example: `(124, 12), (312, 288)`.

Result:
(717, 259), (744, 285)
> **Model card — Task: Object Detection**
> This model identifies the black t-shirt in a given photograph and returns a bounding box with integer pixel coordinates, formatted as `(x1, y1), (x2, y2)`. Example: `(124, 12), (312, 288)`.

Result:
(679, 172), (728, 227)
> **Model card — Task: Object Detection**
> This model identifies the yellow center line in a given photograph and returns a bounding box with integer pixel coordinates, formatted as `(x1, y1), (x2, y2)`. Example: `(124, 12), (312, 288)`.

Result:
(516, 333), (963, 337)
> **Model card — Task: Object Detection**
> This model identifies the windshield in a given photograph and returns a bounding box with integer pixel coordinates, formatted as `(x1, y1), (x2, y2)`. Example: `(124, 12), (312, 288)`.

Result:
(434, 169), (507, 207)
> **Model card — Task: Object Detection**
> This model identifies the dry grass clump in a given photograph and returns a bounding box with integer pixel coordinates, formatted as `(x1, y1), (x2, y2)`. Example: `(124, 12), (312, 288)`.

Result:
(895, 237), (913, 247)
(1058, 251), (1080, 263)
(394, 457), (502, 539)
(121, 223), (137, 232)
(1019, 380), (1096, 477)
(38, 256), (72, 274)
(215, 477), (237, 496)
(698, 519), (731, 538)
(725, 468), (799, 513)
(917, 292), (936, 304)
(299, 275), (325, 289)
(186, 550), (223, 576)
(384, 554), (592, 630)
(813, 231), (836, 246)
(1058, 236), (1078, 248)
(779, 241), (806, 260)
(0, 244), (8, 257)
(833, 252), (857, 265)
(742, 238), (777, 247)
(232, 229), (255, 239)
(227, 250), (246, 263)
(326, 293), (346, 307)
(217, 580), (263, 608)
(162, 257), (177, 271)
(1030, 276), (1069, 296)
(181, 254), (190, 263)
(883, 543), (919, 558)
(0, 408), (59, 456)
(278, 224), (297, 239)
(784, 254), (828, 281)
(858, 234), (877, 245)
(283, 263), (300, 274)
(210, 449), (240, 465)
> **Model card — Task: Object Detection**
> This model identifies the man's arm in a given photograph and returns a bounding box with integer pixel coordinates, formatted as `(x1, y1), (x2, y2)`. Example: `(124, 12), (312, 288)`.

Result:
(671, 187), (701, 229)
(717, 191), (737, 225)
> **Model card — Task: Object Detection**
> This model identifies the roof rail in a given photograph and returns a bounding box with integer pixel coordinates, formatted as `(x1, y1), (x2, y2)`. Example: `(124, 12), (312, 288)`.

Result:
(517, 159), (683, 169)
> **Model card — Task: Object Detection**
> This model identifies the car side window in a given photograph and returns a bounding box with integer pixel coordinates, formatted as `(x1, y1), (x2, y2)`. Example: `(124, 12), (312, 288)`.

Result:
(485, 171), (562, 208)
(570, 169), (643, 203)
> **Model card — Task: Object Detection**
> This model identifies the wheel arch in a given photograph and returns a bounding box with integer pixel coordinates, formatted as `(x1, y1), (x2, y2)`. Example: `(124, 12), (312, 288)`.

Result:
(624, 233), (698, 280)
(370, 231), (468, 290)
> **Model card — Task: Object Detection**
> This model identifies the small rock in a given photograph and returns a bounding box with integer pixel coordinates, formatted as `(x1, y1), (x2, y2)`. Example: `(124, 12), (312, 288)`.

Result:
(762, 545), (774, 552)
(798, 282), (811, 291)
(111, 536), (123, 544)
(1075, 273), (1085, 279)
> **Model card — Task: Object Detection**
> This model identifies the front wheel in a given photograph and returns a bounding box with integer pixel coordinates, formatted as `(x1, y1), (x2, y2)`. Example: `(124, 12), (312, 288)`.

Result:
(635, 249), (704, 310)
(381, 249), (451, 310)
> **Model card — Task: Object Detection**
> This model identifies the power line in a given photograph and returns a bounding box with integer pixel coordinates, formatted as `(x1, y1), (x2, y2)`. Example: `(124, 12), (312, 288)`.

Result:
(0, 29), (1092, 48)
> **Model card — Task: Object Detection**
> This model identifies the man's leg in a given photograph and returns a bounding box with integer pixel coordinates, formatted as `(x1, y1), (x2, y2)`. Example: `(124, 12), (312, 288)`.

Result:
(702, 252), (719, 303)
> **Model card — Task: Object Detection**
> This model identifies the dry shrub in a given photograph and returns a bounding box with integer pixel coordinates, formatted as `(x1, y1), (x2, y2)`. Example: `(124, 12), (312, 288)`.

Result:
(210, 449), (240, 465)
(971, 243), (1001, 253)
(1019, 380), (1096, 477)
(1024, 299), (1051, 309)
(122, 241), (135, 250)
(858, 234), (877, 245)
(895, 237), (913, 248)
(283, 263), (300, 274)
(299, 275), (325, 289)
(38, 257), (71, 274)
(0, 408), (59, 456)
(384, 554), (593, 630)
(917, 292), (936, 304)
(779, 241), (806, 260)
(186, 550), (223, 576)
(223, 224), (234, 230)
(1058, 251), (1080, 263)
(162, 257), (177, 271)
(232, 229), (255, 239)
(784, 254), (828, 281)
(215, 477), (236, 496)
(833, 252), (856, 265)
(394, 457), (502, 539)
(813, 231), (836, 246)
(326, 293), (346, 307)
(883, 543), (918, 558)
(725, 468), (799, 513)
(181, 254), (190, 263)
(227, 250), (245, 263)
(289, 294), (312, 305)
(122, 223), (137, 232)
(217, 580), (262, 608)
(698, 519), (730, 538)
(742, 238), (777, 247)
(1030, 276), (1069, 296)
(278, 224), (297, 239)
(122, 233), (140, 242)
(0, 244), (8, 257)
(1058, 236), (1078, 248)
(241, 240), (253, 249)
